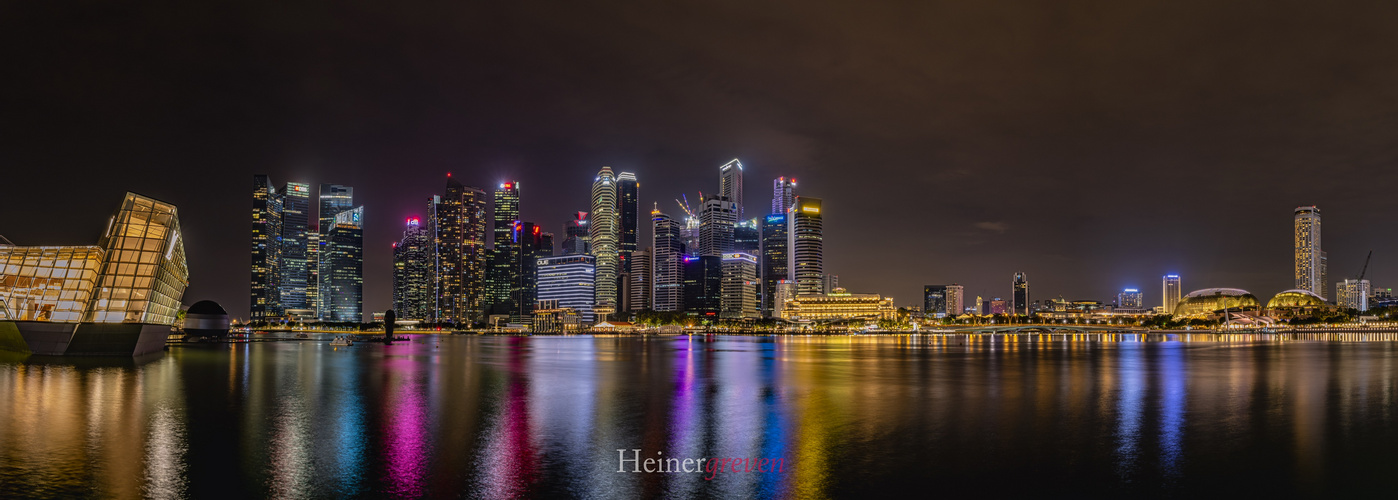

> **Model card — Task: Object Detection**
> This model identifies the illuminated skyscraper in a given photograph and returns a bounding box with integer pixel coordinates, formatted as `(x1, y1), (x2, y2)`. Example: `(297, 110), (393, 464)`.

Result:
(1012, 272), (1029, 315)
(760, 214), (789, 317)
(699, 195), (738, 256)
(719, 159), (744, 219)
(734, 218), (760, 254)
(437, 175), (489, 323)
(317, 183), (354, 317)
(393, 217), (432, 320)
(1162, 274), (1182, 313)
(629, 248), (652, 312)
(537, 255), (596, 323)
(251, 176), (283, 321)
(1338, 279), (1371, 312)
(772, 176), (796, 216)
(721, 252), (759, 319)
(562, 212), (590, 255)
(617, 172), (639, 311)
(924, 285), (947, 318)
(509, 221), (546, 322)
(590, 167), (620, 311)
(945, 284), (964, 316)
(683, 255), (722, 317)
(787, 196), (824, 295)
(276, 183), (311, 315)
(1117, 288), (1143, 309)
(652, 208), (684, 312)
(493, 181), (520, 248)
(323, 207), (363, 322)
(1295, 206), (1324, 299)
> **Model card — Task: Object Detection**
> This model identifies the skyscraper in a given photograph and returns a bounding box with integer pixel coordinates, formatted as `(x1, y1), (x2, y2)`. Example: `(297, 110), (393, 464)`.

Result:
(698, 195), (738, 256)
(772, 176), (796, 216)
(1117, 288), (1143, 309)
(629, 248), (652, 312)
(683, 255), (722, 317)
(1295, 206), (1324, 299)
(1012, 272), (1029, 316)
(317, 183), (354, 318)
(617, 172), (639, 269)
(537, 255), (596, 323)
(760, 214), (789, 317)
(487, 182), (521, 316)
(1162, 274), (1182, 314)
(945, 284), (964, 316)
(721, 252), (759, 319)
(787, 196), (824, 296)
(1338, 279), (1371, 312)
(392, 217), (432, 320)
(733, 218), (760, 254)
(251, 175), (283, 321)
(493, 181), (520, 250)
(437, 175), (489, 323)
(562, 212), (590, 255)
(590, 167), (620, 312)
(652, 208), (684, 312)
(509, 221), (546, 322)
(719, 159), (743, 219)
(278, 183), (311, 314)
(924, 285), (947, 318)
(323, 206), (363, 322)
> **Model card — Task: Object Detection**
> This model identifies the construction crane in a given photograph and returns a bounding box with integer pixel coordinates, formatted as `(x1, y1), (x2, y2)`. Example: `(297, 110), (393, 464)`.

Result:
(1358, 250), (1373, 281)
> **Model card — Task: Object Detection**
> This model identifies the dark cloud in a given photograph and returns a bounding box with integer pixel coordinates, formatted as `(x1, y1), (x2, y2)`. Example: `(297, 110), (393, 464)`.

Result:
(4, 1), (1398, 318)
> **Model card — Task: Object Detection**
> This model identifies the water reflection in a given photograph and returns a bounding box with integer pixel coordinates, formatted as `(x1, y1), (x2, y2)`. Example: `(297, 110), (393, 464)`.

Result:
(3, 334), (1398, 497)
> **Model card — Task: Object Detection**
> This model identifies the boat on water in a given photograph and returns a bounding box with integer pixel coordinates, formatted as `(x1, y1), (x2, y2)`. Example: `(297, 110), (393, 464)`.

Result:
(295, 332), (310, 339)
(0, 193), (191, 357)
(330, 336), (353, 346)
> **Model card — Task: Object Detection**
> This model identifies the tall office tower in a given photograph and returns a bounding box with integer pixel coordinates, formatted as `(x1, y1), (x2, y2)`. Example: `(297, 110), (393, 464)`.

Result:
(945, 284), (964, 316)
(924, 285), (948, 318)
(787, 197), (824, 295)
(699, 195), (738, 256)
(821, 274), (838, 295)
(976, 296), (987, 315)
(425, 195), (442, 321)
(393, 217), (433, 321)
(483, 249), (511, 316)
(590, 167), (620, 311)
(618, 172), (639, 270)
(1294, 206), (1324, 299)
(540, 233), (554, 257)
(1320, 251), (1329, 301)
(306, 231), (319, 315)
(652, 208), (684, 312)
(733, 218), (760, 254)
(760, 214), (789, 317)
(629, 248), (653, 312)
(317, 183), (353, 316)
(562, 212), (590, 255)
(772, 176), (796, 216)
(277, 183), (311, 313)
(509, 222), (546, 322)
(493, 181), (521, 249)
(1162, 274), (1182, 313)
(1337, 279), (1372, 312)
(488, 181), (521, 315)
(323, 207), (363, 322)
(251, 175), (284, 321)
(772, 280), (796, 319)
(1012, 272), (1029, 315)
(1118, 288), (1143, 309)
(537, 255), (597, 323)
(683, 255), (722, 317)
(720, 252), (759, 319)
(437, 175), (489, 323)
(719, 159), (744, 219)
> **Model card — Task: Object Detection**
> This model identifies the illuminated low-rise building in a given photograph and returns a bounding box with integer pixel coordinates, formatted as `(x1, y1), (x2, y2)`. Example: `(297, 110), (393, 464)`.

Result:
(779, 288), (895, 322)
(1173, 288), (1260, 318)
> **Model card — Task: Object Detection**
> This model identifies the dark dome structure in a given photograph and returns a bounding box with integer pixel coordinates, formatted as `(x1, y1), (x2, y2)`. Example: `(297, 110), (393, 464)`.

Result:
(1174, 288), (1260, 318)
(184, 300), (230, 338)
(1266, 289), (1326, 310)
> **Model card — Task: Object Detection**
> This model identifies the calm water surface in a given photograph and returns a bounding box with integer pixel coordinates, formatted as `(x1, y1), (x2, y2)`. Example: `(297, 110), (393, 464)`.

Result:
(3, 334), (1398, 498)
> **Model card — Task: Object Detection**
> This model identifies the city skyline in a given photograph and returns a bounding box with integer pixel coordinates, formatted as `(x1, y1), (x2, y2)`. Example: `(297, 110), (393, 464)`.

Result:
(9, 3), (1398, 320)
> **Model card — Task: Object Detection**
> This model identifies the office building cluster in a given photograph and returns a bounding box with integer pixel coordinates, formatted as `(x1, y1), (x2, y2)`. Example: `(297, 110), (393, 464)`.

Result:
(251, 177), (363, 323)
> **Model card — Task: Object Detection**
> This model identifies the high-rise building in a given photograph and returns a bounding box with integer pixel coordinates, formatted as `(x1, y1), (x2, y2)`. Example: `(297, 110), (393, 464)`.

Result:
(787, 197), (824, 295)
(652, 208), (684, 312)
(562, 212), (590, 255)
(945, 284), (964, 316)
(976, 296), (986, 315)
(278, 183), (312, 313)
(509, 221), (546, 322)
(540, 232), (554, 257)
(772, 176), (796, 216)
(437, 175), (489, 323)
(924, 285), (947, 318)
(618, 172), (639, 274)
(1118, 288), (1144, 309)
(483, 248), (511, 316)
(323, 207), (363, 322)
(1338, 279), (1371, 312)
(719, 159), (744, 219)
(251, 175), (283, 321)
(1163, 275), (1182, 314)
(487, 182), (521, 316)
(721, 252), (759, 319)
(989, 298), (1008, 315)
(537, 255), (596, 324)
(760, 214), (789, 317)
(317, 183), (354, 318)
(772, 280), (797, 319)
(822, 274), (838, 295)
(590, 167), (621, 312)
(1320, 251), (1329, 301)
(699, 195), (738, 256)
(683, 255), (722, 317)
(734, 218), (760, 255)
(1012, 272), (1029, 315)
(392, 217), (433, 321)
(1295, 206), (1324, 299)
(493, 182), (520, 250)
(629, 248), (652, 312)
(306, 231), (319, 315)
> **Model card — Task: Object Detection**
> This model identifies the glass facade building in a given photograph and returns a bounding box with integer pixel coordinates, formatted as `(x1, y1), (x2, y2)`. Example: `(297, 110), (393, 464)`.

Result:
(719, 159), (743, 220)
(590, 167), (620, 310)
(323, 207), (363, 322)
(652, 209), (684, 312)
(537, 255), (596, 323)
(760, 214), (789, 317)
(1294, 206), (1324, 299)
(683, 255), (722, 317)
(787, 197), (824, 296)
(721, 252), (759, 319)
(437, 176), (489, 323)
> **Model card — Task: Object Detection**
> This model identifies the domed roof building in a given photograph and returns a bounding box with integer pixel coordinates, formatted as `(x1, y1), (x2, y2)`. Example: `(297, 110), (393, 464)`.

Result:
(1173, 288), (1260, 318)
(1265, 289), (1330, 318)
(183, 300), (230, 338)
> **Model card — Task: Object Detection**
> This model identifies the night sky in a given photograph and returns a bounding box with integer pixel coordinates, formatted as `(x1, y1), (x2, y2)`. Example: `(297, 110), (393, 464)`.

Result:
(6, 1), (1398, 320)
